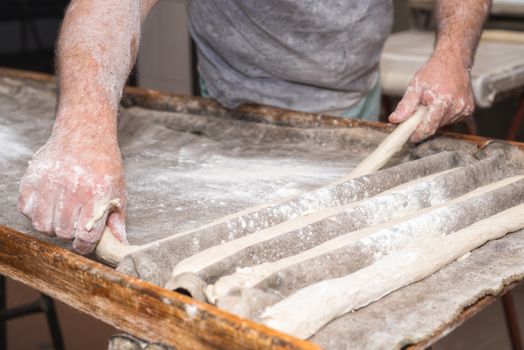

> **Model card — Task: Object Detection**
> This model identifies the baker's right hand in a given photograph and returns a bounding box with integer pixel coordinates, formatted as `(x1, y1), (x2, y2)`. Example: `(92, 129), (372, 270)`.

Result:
(17, 132), (127, 254)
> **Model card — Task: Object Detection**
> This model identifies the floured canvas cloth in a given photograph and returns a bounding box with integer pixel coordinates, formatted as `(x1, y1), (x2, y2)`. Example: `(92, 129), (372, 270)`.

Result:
(114, 140), (524, 347)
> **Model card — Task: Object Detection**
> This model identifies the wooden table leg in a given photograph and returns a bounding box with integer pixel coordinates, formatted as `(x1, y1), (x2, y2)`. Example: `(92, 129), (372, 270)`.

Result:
(0, 275), (6, 350)
(507, 94), (524, 141)
(502, 291), (523, 350)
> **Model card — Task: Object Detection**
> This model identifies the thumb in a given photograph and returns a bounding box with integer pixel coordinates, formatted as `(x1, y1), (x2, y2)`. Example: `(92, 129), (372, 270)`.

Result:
(107, 208), (128, 244)
(73, 202), (110, 254)
(389, 89), (422, 124)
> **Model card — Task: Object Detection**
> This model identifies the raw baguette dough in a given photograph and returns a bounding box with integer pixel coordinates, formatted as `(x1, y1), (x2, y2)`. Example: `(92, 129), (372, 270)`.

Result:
(346, 107), (425, 179)
(169, 154), (506, 289)
(206, 176), (524, 305)
(260, 203), (524, 339)
(170, 169), (458, 280)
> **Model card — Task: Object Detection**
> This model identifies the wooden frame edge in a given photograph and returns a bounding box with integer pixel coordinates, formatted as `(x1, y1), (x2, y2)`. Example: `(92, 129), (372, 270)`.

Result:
(0, 225), (319, 350)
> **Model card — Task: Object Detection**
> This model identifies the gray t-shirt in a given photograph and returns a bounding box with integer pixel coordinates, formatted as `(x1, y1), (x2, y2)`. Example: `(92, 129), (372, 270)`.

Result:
(188, 1), (393, 113)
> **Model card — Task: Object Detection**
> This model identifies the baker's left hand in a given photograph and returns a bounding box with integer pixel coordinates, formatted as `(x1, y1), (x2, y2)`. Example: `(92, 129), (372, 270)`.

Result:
(388, 53), (475, 143)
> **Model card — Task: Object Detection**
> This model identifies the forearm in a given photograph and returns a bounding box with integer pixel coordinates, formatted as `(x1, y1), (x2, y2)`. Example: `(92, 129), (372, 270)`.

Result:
(433, 0), (491, 69)
(54, 0), (154, 137)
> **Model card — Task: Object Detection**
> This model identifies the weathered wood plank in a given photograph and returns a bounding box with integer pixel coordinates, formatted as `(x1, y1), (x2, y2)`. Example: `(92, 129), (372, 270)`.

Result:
(0, 225), (319, 350)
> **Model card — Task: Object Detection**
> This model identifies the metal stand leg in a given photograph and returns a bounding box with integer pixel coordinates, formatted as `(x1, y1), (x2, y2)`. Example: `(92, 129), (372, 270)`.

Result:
(502, 291), (523, 350)
(41, 295), (65, 350)
(0, 275), (65, 350)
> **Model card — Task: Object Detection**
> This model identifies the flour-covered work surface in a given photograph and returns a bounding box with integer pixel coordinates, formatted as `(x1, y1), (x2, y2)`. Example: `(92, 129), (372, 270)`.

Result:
(2, 76), (524, 349)
(0, 76), (384, 246)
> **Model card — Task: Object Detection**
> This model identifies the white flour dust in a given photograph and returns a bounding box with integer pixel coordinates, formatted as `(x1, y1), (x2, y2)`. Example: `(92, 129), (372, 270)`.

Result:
(0, 125), (32, 166)
(164, 154), (355, 202)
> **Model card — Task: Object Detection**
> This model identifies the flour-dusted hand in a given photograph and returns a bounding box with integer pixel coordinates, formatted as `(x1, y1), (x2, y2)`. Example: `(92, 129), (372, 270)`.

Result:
(389, 54), (475, 143)
(389, 0), (490, 143)
(18, 132), (127, 254)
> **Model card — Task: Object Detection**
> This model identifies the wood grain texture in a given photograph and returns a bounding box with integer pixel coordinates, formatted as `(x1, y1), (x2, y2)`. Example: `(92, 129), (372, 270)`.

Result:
(0, 225), (318, 350)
